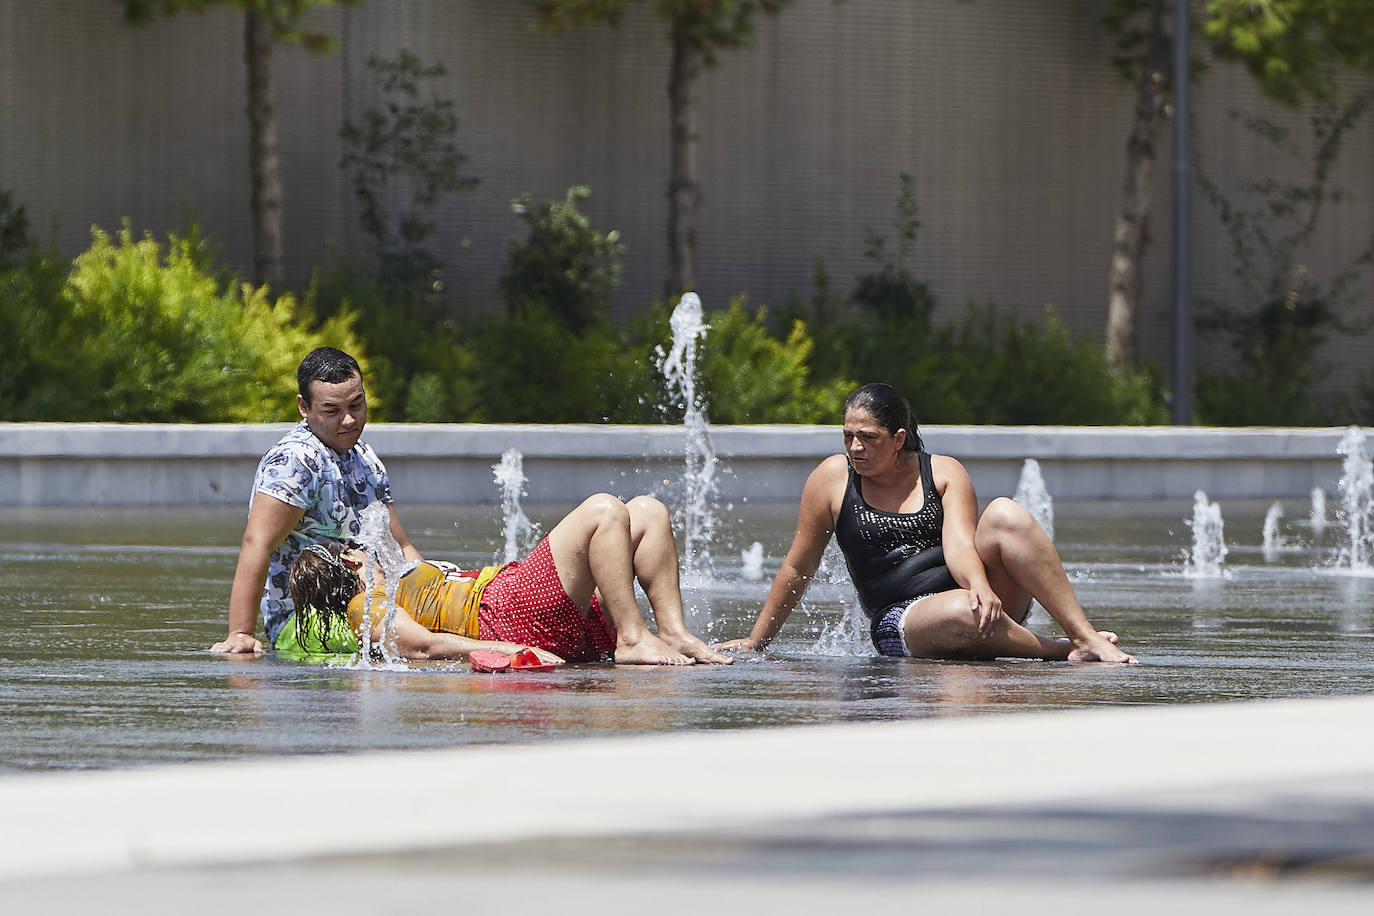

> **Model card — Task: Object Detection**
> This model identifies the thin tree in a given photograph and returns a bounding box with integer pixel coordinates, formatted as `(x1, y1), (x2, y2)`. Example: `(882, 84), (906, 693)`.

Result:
(119, 0), (356, 288)
(527, 0), (791, 298)
(1101, 0), (1374, 376)
(1102, 0), (1174, 376)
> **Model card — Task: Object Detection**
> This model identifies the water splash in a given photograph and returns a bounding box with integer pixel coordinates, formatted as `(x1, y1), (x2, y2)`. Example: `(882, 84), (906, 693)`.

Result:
(1261, 501), (1285, 562)
(492, 448), (540, 564)
(1013, 458), (1054, 542)
(655, 292), (717, 575)
(739, 541), (765, 582)
(351, 501), (417, 667)
(812, 599), (871, 656)
(809, 540), (871, 655)
(1183, 490), (1228, 578)
(1310, 486), (1328, 535)
(1336, 426), (1374, 572)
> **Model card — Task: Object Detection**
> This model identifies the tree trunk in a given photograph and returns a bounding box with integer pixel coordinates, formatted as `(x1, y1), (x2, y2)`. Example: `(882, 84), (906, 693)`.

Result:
(1105, 0), (1172, 376)
(667, 30), (703, 298)
(244, 9), (283, 288)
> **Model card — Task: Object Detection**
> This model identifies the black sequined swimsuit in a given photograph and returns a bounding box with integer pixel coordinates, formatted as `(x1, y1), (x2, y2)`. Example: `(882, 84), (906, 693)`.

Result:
(833, 451), (959, 620)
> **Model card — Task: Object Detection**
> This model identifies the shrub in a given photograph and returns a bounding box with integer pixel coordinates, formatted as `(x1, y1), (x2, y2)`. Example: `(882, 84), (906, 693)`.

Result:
(0, 249), (69, 420)
(696, 297), (852, 423)
(8, 223), (363, 422)
(925, 303), (1167, 425)
(470, 303), (651, 423)
(500, 186), (623, 333)
(790, 170), (1168, 426)
(0, 190), (29, 271)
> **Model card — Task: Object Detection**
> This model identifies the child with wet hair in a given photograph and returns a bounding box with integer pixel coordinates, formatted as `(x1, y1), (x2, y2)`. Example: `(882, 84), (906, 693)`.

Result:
(285, 539), (557, 664)
(283, 493), (732, 667)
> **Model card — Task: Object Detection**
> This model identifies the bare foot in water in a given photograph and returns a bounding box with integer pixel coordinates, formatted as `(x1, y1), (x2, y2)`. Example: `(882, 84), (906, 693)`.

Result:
(1068, 632), (1136, 664)
(661, 631), (734, 665)
(614, 631), (694, 666)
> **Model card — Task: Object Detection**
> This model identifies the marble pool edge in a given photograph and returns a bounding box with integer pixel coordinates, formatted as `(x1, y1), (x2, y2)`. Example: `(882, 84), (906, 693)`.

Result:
(1, 423), (1368, 506)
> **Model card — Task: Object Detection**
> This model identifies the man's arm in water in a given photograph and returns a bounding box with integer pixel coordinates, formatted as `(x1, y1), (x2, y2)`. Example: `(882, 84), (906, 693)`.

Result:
(389, 503), (423, 563)
(212, 494), (304, 654)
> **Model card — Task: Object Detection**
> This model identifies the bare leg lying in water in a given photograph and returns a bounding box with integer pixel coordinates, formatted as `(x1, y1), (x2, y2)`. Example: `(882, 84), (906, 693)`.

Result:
(548, 493), (732, 666)
(903, 498), (1135, 663)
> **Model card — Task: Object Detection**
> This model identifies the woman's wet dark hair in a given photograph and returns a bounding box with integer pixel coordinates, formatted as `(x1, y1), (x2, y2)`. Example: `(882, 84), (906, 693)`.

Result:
(288, 541), (361, 644)
(297, 347), (362, 405)
(844, 383), (923, 452)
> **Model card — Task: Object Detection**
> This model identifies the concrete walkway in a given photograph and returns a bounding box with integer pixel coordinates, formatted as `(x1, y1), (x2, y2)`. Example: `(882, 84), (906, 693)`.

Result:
(5, 695), (1374, 913)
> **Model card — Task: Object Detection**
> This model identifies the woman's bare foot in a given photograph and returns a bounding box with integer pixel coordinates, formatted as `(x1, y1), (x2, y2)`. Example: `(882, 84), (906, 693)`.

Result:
(1068, 632), (1136, 664)
(661, 630), (734, 665)
(614, 631), (694, 666)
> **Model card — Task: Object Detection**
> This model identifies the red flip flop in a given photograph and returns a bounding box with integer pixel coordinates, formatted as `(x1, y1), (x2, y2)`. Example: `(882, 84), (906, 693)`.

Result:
(469, 649), (511, 673)
(509, 648), (557, 671)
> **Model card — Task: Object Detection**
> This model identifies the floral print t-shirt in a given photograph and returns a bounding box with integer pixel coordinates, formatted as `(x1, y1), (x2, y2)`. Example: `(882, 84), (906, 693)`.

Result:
(252, 420), (393, 644)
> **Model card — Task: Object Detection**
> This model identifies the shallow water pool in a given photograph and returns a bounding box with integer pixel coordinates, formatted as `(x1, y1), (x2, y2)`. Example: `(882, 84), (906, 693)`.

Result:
(1, 498), (1371, 771)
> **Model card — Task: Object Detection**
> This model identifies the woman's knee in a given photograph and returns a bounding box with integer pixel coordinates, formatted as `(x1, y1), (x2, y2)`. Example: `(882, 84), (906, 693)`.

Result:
(556, 493), (631, 541)
(626, 494), (670, 526)
(977, 497), (1036, 546)
(983, 496), (1033, 529)
(580, 492), (630, 523)
(629, 497), (670, 532)
(903, 593), (981, 654)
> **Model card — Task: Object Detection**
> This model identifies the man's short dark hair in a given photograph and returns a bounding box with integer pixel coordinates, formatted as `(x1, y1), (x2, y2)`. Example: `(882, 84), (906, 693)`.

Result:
(297, 347), (362, 405)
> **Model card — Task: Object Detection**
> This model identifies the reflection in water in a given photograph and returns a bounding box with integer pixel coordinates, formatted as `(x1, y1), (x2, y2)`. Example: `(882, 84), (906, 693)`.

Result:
(3, 501), (1374, 771)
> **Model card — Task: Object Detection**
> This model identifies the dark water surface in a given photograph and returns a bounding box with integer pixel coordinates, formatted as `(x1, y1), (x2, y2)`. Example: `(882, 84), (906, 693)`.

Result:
(2, 499), (1371, 771)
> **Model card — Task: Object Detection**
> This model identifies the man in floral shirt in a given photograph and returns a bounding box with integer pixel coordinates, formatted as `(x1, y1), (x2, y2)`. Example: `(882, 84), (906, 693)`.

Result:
(211, 348), (422, 654)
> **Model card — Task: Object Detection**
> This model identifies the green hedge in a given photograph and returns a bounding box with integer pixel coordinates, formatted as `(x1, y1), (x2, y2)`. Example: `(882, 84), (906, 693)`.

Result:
(0, 190), (1173, 427)
(1, 223), (362, 422)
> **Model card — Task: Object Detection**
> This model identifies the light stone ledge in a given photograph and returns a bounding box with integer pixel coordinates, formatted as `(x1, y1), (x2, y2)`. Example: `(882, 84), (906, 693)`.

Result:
(0, 423), (1366, 507)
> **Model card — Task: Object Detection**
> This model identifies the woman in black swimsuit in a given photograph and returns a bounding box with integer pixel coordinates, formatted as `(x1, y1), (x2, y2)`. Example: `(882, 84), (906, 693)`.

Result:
(715, 383), (1134, 663)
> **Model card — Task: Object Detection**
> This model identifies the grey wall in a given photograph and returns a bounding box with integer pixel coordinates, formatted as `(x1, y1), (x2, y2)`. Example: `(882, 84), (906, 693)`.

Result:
(3, 0), (1372, 392)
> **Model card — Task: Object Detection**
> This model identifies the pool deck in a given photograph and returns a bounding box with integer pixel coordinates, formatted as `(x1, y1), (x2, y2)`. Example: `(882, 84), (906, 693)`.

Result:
(5, 693), (1374, 913)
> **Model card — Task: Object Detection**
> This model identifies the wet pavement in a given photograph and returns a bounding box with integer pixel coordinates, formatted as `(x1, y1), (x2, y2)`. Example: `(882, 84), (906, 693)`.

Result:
(4, 501), (1374, 911)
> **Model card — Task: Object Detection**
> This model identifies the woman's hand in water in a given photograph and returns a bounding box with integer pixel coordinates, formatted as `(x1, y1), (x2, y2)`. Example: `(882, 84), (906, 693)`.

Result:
(210, 632), (263, 654)
(712, 637), (762, 653)
(525, 646), (564, 666)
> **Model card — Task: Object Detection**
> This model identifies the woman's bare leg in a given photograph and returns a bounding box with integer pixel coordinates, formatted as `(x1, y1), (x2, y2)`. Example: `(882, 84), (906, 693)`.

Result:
(901, 592), (1119, 660)
(974, 498), (1135, 664)
(547, 494), (691, 665)
(625, 496), (732, 664)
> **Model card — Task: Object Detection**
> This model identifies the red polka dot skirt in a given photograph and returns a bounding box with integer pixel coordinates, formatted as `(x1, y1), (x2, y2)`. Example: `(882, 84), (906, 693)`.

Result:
(478, 536), (617, 661)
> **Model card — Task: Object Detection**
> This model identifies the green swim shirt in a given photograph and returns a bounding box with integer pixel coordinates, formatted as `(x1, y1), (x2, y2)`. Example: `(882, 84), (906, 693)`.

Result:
(273, 610), (359, 664)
